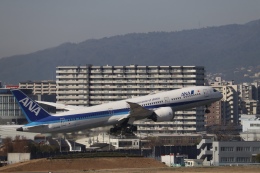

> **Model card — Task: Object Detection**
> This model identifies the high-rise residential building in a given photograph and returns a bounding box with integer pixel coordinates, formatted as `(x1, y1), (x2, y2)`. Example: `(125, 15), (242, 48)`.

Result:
(238, 82), (260, 115)
(240, 100), (260, 115)
(19, 80), (56, 95)
(207, 77), (239, 126)
(56, 65), (205, 134)
(238, 82), (259, 101)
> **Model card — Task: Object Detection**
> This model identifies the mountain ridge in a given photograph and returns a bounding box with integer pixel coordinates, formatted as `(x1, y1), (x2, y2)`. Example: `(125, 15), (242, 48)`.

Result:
(1, 19), (260, 84)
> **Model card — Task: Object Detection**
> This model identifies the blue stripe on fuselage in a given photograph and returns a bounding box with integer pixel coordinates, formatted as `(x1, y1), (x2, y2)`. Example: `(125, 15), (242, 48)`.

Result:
(24, 98), (210, 127)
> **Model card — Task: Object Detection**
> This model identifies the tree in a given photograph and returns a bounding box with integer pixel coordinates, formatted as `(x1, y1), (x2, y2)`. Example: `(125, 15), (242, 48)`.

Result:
(12, 136), (29, 153)
(143, 136), (164, 149)
(206, 124), (241, 141)
(255, 154), (260, 163)
(2, 137), (13, 155)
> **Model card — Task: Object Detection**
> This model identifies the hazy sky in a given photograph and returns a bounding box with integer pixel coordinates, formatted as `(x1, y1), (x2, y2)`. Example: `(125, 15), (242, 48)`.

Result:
(0, 0), (260, 58)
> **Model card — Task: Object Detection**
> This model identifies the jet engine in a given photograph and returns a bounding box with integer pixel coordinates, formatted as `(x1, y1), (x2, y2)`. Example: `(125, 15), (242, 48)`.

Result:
(148, 107), (174, 122)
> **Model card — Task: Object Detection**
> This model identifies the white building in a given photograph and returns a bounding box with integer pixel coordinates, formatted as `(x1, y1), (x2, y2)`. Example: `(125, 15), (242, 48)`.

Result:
(241, 115), (260, 132)
(240, 114), (260, 141)
(161, 154), (188, 167)
(76, 132), (140, 149)
(197, 139), (260, 166)
(56, 65), (205, 134)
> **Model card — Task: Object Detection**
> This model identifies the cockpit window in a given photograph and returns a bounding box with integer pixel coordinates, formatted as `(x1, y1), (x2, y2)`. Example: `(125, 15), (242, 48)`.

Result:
(213, 89), (217, 92)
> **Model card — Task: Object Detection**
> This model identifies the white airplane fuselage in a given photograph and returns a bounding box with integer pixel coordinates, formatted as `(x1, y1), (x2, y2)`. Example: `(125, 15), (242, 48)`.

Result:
(13, 86), (222, 133)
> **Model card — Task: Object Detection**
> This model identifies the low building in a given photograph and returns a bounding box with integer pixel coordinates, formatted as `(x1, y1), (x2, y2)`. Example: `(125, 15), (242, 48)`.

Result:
(77, 133), (141, 150)
(241, 115), (260, 132)
(240, 114), (260, 141)
(161, 154), (187, 167)
(197, 139), (260, 166)
(110, 138), (140, 149)
(40, 137), (86, 152)
(139, 133), (213, 146)
(66, 139), (86, 152)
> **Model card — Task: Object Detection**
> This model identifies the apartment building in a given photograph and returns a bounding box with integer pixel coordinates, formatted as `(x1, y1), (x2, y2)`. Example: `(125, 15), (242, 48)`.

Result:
(240, 100), (260, 115)
(238, 82), (259, 101)
(56, 65), (204, 105)
(19, 80), (56, 95)
(238, 82), (260, 115)
(207, 77), (239, 126)
(56, 65), (205, 134)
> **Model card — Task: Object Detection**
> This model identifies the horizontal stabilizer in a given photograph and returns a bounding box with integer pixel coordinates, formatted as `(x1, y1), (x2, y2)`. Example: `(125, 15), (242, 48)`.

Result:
(36, 101), (85, 111)
(17, 124), (48, 132)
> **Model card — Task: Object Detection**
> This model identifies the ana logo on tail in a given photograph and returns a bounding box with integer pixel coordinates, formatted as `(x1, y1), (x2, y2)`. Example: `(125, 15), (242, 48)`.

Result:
(19, 97), (41, 116)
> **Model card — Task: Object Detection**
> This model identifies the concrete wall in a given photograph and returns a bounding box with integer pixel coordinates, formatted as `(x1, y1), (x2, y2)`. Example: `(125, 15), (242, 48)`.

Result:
(7, 153), (30, 164)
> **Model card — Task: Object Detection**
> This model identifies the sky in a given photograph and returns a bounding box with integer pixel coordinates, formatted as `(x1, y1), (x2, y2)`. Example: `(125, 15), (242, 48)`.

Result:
(0, 0), (260, 58)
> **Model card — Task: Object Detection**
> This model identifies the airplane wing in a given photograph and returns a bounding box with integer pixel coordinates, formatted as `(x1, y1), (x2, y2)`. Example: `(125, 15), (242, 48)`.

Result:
(116, 102), (153, 124)
(36, 101), (85, 111)
(126, 101), (153, 120)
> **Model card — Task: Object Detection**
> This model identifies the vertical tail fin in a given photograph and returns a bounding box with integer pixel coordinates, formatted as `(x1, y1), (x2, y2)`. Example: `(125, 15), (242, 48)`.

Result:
(11, 89), (51, 122)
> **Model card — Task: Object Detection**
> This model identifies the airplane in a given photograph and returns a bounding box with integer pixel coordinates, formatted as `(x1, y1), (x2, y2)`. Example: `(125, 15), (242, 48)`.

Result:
(11, 86), (222, 134)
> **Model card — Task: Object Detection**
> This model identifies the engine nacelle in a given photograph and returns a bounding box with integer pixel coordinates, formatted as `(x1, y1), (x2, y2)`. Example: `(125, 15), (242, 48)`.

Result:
(149, 107), (174, 122)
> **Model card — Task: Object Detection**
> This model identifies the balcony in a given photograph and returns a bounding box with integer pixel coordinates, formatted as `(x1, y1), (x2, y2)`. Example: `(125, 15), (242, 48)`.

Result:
(57, 91), (87, 94)
(197, 148), (213, 160)
(197, 139), (213, 149)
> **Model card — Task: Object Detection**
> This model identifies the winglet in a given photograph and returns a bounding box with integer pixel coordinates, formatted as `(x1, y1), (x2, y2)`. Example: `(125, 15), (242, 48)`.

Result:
(11, 89), (51, 122)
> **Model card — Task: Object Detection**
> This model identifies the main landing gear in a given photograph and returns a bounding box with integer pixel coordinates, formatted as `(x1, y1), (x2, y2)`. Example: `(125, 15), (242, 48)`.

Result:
(110, 124), (137, 136)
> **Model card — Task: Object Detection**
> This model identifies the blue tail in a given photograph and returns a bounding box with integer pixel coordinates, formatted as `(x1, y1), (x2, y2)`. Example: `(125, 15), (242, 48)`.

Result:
(11, 89), (51, 122)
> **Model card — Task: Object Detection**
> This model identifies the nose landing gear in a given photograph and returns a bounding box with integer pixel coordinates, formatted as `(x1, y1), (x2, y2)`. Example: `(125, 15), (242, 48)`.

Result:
(205, 105), (210, 113)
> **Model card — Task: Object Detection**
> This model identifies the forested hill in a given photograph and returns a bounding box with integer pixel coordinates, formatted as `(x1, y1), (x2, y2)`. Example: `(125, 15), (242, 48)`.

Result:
(1, 19), (260, 84)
